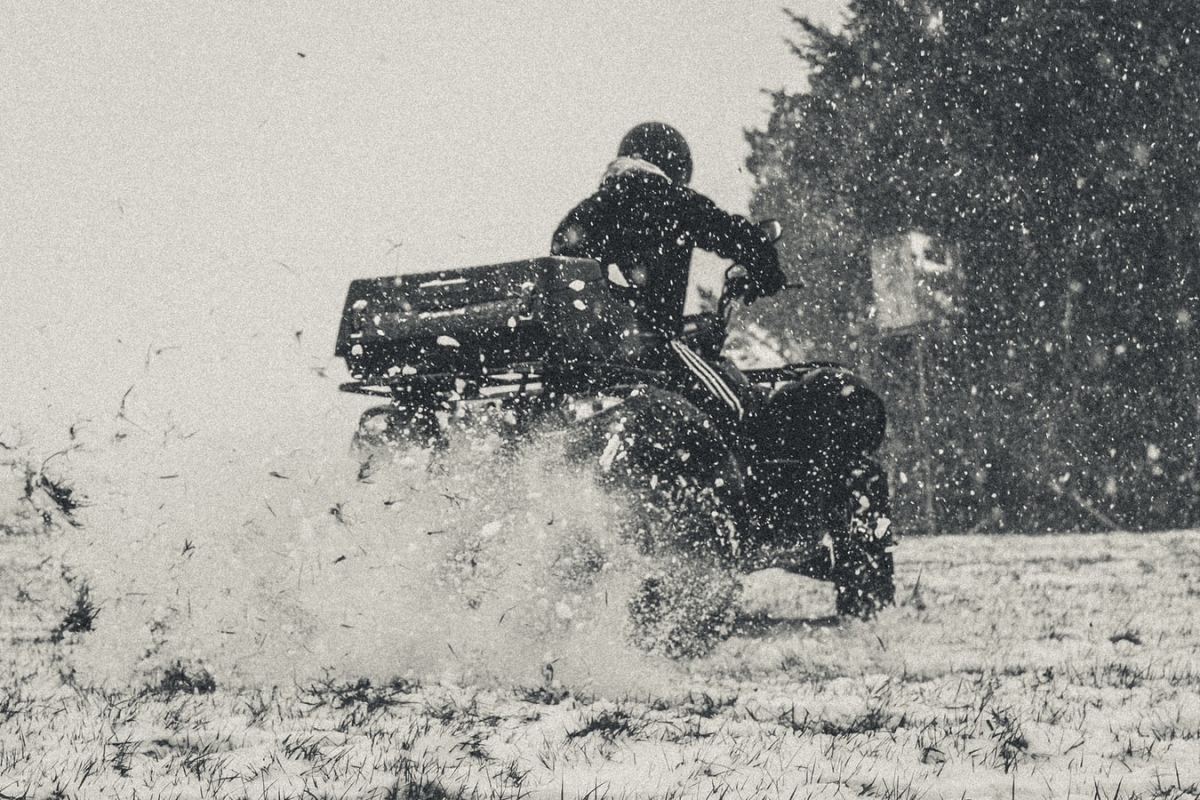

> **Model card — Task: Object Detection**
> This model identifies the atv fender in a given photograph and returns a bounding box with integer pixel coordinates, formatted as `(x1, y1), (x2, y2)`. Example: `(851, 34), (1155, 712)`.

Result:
(751, 367), (886, 464)
(565, 386), (743, 557)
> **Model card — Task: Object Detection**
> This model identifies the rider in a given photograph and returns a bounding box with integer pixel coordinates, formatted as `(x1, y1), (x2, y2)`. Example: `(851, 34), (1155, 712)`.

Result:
(551, 122), (787, 425)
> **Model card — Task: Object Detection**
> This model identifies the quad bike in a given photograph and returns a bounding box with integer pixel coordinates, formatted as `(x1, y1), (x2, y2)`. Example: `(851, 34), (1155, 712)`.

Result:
(334, 223), (896, 657)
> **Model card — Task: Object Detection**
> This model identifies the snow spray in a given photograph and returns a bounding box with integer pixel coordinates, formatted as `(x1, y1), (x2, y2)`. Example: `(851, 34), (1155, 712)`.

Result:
(51, 419), (673, 696)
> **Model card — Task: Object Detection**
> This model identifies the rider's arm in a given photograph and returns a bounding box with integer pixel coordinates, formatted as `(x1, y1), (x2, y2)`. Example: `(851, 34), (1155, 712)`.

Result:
(681, 190), (786, 299)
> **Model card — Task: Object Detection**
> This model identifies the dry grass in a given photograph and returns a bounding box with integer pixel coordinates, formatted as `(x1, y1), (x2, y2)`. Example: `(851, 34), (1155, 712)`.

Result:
(3, 529), (1200, 799)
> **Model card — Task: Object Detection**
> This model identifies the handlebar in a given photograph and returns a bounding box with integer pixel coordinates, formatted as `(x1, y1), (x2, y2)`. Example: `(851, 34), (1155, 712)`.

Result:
(713, 218), (797, 323)
(717, 267), (803, 321)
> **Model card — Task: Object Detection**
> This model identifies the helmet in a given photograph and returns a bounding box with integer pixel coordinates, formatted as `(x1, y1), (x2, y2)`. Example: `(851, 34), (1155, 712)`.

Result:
(617, 122), (693, 185)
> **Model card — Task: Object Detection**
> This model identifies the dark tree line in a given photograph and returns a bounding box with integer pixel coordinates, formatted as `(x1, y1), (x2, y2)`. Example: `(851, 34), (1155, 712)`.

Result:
(744, 0), (1200, 532)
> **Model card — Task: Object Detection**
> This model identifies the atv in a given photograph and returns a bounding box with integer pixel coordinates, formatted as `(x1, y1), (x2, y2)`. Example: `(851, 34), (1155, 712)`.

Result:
(334, 223), (896, 657)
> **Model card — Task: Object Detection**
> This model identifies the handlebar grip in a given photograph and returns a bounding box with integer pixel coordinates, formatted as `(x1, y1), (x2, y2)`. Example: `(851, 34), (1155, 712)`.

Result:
(726, 274), (754, 299)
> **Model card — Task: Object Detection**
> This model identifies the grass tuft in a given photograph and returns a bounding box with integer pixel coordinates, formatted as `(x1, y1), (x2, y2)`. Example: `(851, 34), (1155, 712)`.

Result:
(300, 674), (420, 713)
(515, 683), (571, 706)
(19, 448), (86, 528)
(1110, 628), (1143, 646)
(567, 706), (646, 743)
(0, 685), (33, 726)
(3, 445), (86, 534)
(29, 470), (85, 524)
(154, 661), (217, 696)
(51, 576), (98, 641)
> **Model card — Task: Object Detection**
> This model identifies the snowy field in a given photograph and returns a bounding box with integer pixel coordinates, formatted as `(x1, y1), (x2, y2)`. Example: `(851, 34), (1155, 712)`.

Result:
(2, 426), (1200, 800)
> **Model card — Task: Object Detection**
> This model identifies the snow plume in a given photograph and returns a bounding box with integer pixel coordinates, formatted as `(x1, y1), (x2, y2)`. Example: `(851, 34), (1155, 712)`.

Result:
(49, 421), (672, 696)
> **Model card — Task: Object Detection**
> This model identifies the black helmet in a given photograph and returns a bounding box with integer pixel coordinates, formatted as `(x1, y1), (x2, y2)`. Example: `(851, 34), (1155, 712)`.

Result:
(618, 122), (693, 185)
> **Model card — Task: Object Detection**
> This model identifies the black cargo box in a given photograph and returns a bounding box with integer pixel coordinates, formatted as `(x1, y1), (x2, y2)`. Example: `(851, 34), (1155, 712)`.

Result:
(335, 256), (618, 389)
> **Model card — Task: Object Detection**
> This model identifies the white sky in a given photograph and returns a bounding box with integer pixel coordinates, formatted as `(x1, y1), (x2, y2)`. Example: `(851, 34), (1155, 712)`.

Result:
(1, 1), (845, 449)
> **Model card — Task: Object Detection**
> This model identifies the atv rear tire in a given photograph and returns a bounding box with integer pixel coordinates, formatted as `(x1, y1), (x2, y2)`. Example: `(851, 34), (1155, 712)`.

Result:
(564, 387), (744, 657)
(831, 461), (895, 619)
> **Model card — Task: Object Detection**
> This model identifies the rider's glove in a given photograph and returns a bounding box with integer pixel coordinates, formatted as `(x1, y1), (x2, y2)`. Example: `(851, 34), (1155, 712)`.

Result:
(743, 265), (787, 304)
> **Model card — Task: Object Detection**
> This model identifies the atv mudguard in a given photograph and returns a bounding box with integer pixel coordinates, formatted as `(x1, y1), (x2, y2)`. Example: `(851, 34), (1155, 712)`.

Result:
(744, 364), (887, 463)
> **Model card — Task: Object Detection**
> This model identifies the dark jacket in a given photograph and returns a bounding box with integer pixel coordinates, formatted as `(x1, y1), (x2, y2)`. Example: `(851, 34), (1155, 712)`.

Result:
(551, 158), (783, 337)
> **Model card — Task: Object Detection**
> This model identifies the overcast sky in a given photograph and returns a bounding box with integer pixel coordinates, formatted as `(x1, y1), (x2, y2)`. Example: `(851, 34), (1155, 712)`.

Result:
(1, 1), (845, 449)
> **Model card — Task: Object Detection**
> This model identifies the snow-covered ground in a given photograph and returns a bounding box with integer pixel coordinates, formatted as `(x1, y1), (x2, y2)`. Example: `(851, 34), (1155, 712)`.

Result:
(2, 425), (1199, 799)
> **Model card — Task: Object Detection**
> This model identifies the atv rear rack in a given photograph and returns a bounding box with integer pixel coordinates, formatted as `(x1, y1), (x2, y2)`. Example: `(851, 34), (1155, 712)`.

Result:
(339, 364), (548, 400)
(340, 361), (858, 404)
(338, 361), (684, 403)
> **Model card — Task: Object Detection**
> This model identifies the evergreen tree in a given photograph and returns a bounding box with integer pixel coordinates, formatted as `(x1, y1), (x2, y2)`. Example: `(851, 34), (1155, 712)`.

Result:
(747, 0), (1200, 530)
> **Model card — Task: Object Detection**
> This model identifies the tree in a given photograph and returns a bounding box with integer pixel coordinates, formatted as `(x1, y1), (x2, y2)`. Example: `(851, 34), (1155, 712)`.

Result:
(747, 0), (1200, 531)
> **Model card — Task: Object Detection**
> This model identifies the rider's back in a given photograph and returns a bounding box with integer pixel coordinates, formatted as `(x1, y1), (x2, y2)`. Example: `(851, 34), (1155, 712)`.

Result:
(552, 156), (779, 338)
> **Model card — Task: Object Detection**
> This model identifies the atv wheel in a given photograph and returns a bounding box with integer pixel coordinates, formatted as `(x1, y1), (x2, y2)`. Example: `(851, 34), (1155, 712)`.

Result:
(563, 387), (746, 654)
(627, 558), (741, 659)
(831, 461), (895, 619)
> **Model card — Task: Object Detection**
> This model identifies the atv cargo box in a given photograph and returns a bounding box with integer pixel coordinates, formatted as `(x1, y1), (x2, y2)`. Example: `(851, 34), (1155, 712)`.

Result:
(335, 256), (630, 395)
